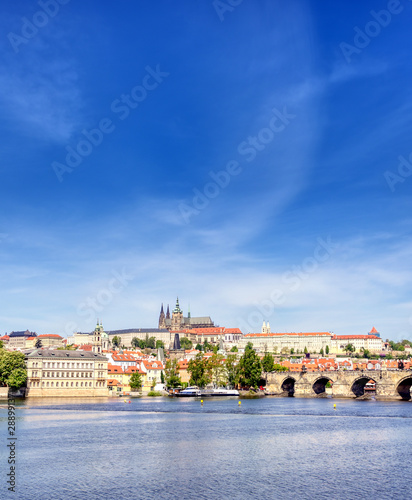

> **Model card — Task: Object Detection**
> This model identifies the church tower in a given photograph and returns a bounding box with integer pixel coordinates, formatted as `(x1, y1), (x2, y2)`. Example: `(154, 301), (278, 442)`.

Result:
(171, 297), (184, 331)
(261, 321), (271, 334)
(158, 303), (166, 329)
(166, 304), (170, 320)
(92, 320), (103, 354)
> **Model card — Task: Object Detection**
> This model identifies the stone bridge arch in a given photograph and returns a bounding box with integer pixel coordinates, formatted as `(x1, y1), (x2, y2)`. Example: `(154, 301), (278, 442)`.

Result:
(396, 376), (412, 400)
(312, 375), (334, 396)
(280, 375), (296, 396)
(351, 375), (377, 397)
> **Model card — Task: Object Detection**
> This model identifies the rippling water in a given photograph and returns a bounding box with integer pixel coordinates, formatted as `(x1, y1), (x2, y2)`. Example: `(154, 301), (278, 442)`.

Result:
(1, 397), (412, 500)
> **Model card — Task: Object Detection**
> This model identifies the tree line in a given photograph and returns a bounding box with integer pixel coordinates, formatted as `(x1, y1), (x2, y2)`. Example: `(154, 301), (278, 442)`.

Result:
(0, 341), (27, 389)
(163, 342), (287, 390)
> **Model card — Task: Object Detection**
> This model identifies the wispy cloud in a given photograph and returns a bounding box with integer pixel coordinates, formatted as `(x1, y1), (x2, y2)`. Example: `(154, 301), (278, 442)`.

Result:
(0, 57), (82, 143)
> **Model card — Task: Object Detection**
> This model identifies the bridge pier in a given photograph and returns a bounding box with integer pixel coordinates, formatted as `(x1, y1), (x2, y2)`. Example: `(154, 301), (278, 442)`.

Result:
(294, 380), (315, 397)
(331, 379), (352, 398)
(375, 374), (399, 400)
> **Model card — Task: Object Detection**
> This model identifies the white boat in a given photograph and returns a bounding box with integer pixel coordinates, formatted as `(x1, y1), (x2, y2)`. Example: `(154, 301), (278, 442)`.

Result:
(175, 386), (201, 397)
(200, 388), (240, 397)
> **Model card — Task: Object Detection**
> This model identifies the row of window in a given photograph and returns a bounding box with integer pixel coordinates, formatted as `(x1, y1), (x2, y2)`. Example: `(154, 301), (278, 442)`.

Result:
(38, 372), (94, 378)
(31, 361), (98, 369)
(28, 381), (106, 388)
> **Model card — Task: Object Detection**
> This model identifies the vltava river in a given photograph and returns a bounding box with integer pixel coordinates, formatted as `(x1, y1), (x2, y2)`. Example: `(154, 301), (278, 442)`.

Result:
(1, 396), (412, 499)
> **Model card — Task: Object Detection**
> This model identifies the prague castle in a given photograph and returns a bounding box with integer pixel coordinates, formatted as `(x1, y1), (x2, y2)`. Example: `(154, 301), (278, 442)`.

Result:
(158, 297), (214, 331)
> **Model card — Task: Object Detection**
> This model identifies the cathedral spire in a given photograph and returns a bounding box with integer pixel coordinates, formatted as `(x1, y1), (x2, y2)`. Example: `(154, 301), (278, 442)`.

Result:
(166, 304), (170, 319)
(158, 303), (166, 329)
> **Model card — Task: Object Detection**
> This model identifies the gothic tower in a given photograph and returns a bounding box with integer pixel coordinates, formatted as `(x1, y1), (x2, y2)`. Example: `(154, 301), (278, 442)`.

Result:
(158, 303), (166, 329)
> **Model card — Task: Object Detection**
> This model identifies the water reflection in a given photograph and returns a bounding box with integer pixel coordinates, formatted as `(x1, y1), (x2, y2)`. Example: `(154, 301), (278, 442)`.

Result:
(1, 398), (412, 500)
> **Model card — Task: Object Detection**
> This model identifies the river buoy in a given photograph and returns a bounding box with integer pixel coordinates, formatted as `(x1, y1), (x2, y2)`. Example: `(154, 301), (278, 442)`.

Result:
(201, 399), (203, 404)
(238, 401), (241, 406)
(333, 403), (336, 410)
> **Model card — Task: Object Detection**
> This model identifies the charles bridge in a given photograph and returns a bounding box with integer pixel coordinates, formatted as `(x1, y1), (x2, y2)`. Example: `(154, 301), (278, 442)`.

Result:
(265, 369), (412, 400)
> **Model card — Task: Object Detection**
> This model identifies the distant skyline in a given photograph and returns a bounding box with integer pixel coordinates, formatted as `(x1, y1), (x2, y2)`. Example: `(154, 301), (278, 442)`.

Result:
(1, 1), (412, 340)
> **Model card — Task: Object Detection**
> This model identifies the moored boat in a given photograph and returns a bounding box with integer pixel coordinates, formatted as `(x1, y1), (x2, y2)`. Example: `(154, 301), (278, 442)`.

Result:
(200, 388), (240, 397)
(174, 386), (201, 397)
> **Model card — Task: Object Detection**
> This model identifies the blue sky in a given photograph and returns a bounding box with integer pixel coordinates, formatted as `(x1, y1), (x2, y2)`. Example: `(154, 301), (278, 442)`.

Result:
(1, 0), (412, 340)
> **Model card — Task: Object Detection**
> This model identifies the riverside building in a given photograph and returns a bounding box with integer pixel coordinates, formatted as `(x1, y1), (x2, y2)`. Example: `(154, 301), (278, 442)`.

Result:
(25, 350), (108, 397)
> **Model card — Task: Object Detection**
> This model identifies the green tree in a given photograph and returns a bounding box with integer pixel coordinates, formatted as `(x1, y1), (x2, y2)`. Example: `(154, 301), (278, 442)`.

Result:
(389, 341), (405, 352)
(35, 338), (42, 349)
(0, 351), (27, 388)
(344, 343), (355, 356)
(146, 337), (156, 349)
(230, 345), (238, 352)
(156, 340), (165, 350)
(137, 339), (146, 349)
(325, 345), (329, 355)
(203, 340), (212, 352)
(290, 348), (294, 355)
(164, 359), (182, 388)
(112, 336), (121, 347)
(209, 354), (227, 386)
(304, 346), (308, 354)
(0, 340), (3, 349)
(195, 343), (203, 351)
(129, 372), (143, 390)
(237, 342), (262, 389)
(160, 370), (165, 384)
(320, 348), (324, 356)
(188, 352), (212, 388)
(131, 337), (139, 348)
(262, 352), (275, 373)
(180, 337), (193, 350)
(7, 368), (27, 389)
(273, 363), (289, 372)
(361, 348), (371, 359)
(385, 352), (393, 360)
(224, 354), (239, 387)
